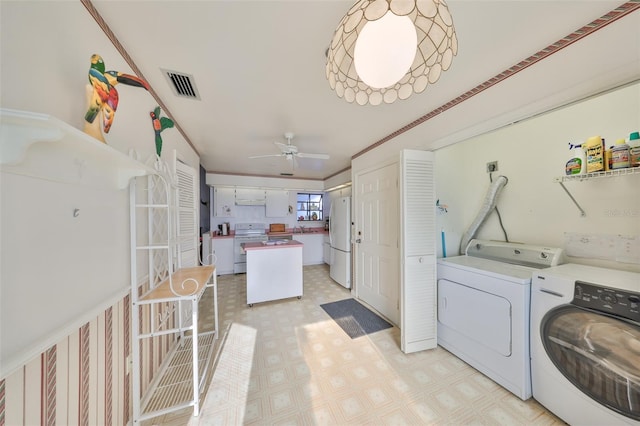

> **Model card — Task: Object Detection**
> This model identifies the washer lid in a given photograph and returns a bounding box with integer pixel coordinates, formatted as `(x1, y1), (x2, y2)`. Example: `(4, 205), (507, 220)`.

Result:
(465, 239), (565, 268)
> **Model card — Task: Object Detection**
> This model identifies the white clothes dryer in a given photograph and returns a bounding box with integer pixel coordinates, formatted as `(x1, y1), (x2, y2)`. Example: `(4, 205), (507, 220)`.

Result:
(531, 263), (640, 425)
(437, 239), (564, 400)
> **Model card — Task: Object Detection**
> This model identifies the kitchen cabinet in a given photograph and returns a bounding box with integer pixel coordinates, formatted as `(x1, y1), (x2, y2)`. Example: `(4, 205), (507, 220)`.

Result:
(235, 188), (266, 205)
(212, 237), (234, 275)
(214, 187), (235, 217)
(266, 189), (290, 217)
(295, 233), (325, 265)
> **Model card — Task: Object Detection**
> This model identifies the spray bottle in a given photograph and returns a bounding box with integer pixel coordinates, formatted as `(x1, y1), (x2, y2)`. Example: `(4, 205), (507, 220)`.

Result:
(565, 142), (586, 175)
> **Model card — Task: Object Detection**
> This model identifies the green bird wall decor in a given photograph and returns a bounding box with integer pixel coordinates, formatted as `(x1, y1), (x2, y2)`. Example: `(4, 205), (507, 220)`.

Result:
(150, 106), (174, 157)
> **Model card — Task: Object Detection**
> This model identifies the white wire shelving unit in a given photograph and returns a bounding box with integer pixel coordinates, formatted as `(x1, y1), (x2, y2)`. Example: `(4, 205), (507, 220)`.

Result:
(554, 167), (640, 216)
(129, 159), (218, 424)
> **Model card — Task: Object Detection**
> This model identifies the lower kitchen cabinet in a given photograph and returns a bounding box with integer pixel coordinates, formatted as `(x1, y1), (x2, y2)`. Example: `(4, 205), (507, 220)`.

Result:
(212, 237), (234, 275)
(295, 233), (325, 265)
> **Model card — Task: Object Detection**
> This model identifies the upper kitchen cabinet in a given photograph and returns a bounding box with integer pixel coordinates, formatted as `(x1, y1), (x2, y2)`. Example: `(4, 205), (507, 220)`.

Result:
(214, 187), (235, 217)
(235, 188), (266, 205)
(265, 189), (290, 217)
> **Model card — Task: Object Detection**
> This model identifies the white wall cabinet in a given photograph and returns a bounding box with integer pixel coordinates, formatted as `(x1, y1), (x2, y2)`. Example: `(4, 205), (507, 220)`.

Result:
(212, 238), (234, 275)
(214, 187), (235, 217)
(295, 234), (325, 265)
(266, 189), (289, 217)
(235, 188), (265, 205)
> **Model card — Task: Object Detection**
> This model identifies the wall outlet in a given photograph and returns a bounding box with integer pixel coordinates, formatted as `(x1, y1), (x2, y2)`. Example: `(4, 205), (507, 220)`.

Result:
(486, 161), (498, 173)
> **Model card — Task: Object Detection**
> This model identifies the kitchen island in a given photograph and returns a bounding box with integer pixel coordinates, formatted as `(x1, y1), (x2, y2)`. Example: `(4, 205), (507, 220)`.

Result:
(244, 239), (303, 306)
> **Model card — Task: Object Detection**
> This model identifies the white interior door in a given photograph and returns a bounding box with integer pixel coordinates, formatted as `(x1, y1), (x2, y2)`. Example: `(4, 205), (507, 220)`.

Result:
(354, 162), (399, 324)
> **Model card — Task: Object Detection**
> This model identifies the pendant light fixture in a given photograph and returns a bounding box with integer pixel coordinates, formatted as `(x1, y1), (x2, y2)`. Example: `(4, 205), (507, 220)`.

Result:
(326, 0), (458, 106)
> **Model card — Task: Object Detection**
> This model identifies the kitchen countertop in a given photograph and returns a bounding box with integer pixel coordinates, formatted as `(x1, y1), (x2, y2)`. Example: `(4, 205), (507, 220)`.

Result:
(243, 240), (303, 250)
(209, 228), (329, 239)
(276, 228), (328, 235)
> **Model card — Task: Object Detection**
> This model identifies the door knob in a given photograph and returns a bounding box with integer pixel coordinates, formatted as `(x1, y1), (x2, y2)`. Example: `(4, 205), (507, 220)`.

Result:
(355, 238), (362, 243)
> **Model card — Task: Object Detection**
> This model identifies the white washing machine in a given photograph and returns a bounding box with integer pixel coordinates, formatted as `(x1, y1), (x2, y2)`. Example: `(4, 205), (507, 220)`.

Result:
(531, 263), (640, 425)
(437, 239), (564, 400)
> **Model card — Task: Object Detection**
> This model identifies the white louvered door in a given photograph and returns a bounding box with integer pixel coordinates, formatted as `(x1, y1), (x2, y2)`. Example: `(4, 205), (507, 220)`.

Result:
(400, 149), (437, 353)
(173, 157), (198, 268)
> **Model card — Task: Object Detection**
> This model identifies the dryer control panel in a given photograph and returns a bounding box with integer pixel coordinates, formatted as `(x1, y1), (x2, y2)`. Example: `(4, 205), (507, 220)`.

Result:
(465, 239), (565, 268)
(572, 281), (640, 323)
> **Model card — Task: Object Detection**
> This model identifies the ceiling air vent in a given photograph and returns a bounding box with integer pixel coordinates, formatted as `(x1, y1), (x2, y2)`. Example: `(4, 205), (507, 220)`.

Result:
(161, 68), (201, 100)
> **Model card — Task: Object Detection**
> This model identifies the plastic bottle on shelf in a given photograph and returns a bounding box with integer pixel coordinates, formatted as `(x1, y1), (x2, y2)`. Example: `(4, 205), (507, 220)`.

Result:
(583, 135), (605, 173)
(565, 142), (586, 175)
(611, 138), (630, 169)
(604, 145), (612, 171)
(629, 131), (640, 167)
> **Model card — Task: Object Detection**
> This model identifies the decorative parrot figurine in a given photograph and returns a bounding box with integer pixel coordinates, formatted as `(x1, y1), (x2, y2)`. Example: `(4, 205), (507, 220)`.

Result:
(84, 54), (149, 141)
(150, 106), (174, 157)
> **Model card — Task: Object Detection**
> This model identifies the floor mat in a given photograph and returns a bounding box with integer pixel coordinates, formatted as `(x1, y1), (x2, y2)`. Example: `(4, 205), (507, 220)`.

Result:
(320, 298), (392, 339)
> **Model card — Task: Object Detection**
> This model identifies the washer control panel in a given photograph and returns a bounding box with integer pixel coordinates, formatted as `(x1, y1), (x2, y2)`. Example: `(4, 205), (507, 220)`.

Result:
(572, 281), (640, 323)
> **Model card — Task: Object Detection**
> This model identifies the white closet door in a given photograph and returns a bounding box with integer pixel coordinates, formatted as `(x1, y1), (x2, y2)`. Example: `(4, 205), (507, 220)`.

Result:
(174, 157), (198, 268)
(400, 149), (437, 353)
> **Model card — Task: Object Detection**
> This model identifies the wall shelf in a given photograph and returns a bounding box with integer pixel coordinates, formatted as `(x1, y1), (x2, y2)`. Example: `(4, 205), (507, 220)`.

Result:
(554, 167), (640, 216)
(0, 108), (156, 189)
(554, 167), (640, 183)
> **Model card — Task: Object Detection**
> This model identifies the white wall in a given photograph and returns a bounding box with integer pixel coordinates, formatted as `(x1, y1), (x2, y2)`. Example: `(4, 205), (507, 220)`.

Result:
(0, 1), (199, 172)
(0, 0), (199, 387)
(435, 82), (640, 272)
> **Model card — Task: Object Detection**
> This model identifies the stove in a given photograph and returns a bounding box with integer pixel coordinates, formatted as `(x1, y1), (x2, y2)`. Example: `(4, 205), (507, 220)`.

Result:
(234, 223), (267, 273)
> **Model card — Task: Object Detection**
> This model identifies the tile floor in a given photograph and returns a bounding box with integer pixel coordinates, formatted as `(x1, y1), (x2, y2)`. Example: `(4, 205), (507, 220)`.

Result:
(145, 264), (564, 425)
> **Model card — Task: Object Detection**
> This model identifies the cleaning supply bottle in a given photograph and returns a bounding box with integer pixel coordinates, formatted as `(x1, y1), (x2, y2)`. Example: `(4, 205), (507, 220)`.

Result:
(611, 138), (630, 169)
(629, 131), (640, 167)
(583, 135), (604, 173)
(565, 142), (586, 175)
(604, 145), (612, 171)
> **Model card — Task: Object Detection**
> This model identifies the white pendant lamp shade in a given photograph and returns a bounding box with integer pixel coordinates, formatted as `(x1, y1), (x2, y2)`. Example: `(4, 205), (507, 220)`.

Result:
(326, 0), (458, 106)
(354, 12), (417, 89)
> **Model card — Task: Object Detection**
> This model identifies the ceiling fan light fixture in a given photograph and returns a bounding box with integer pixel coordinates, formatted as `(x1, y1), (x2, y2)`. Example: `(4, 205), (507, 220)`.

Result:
(326, 0), (458, 106)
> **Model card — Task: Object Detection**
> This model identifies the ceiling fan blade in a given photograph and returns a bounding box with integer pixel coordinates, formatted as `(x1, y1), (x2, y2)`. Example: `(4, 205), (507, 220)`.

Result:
(296, 152), (330, 160)
(249, 154), (283, 159)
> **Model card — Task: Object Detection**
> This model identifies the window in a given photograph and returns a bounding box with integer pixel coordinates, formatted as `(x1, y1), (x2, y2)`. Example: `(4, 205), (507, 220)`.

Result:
(296, 193), (323, 221)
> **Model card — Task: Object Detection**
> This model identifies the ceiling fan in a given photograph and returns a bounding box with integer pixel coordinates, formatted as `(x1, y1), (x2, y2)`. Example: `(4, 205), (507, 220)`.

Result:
(249, 132), (330, 163)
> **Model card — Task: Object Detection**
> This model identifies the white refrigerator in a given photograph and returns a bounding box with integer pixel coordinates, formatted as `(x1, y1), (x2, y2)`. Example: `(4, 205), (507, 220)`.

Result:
(329, 196), (351, 288)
